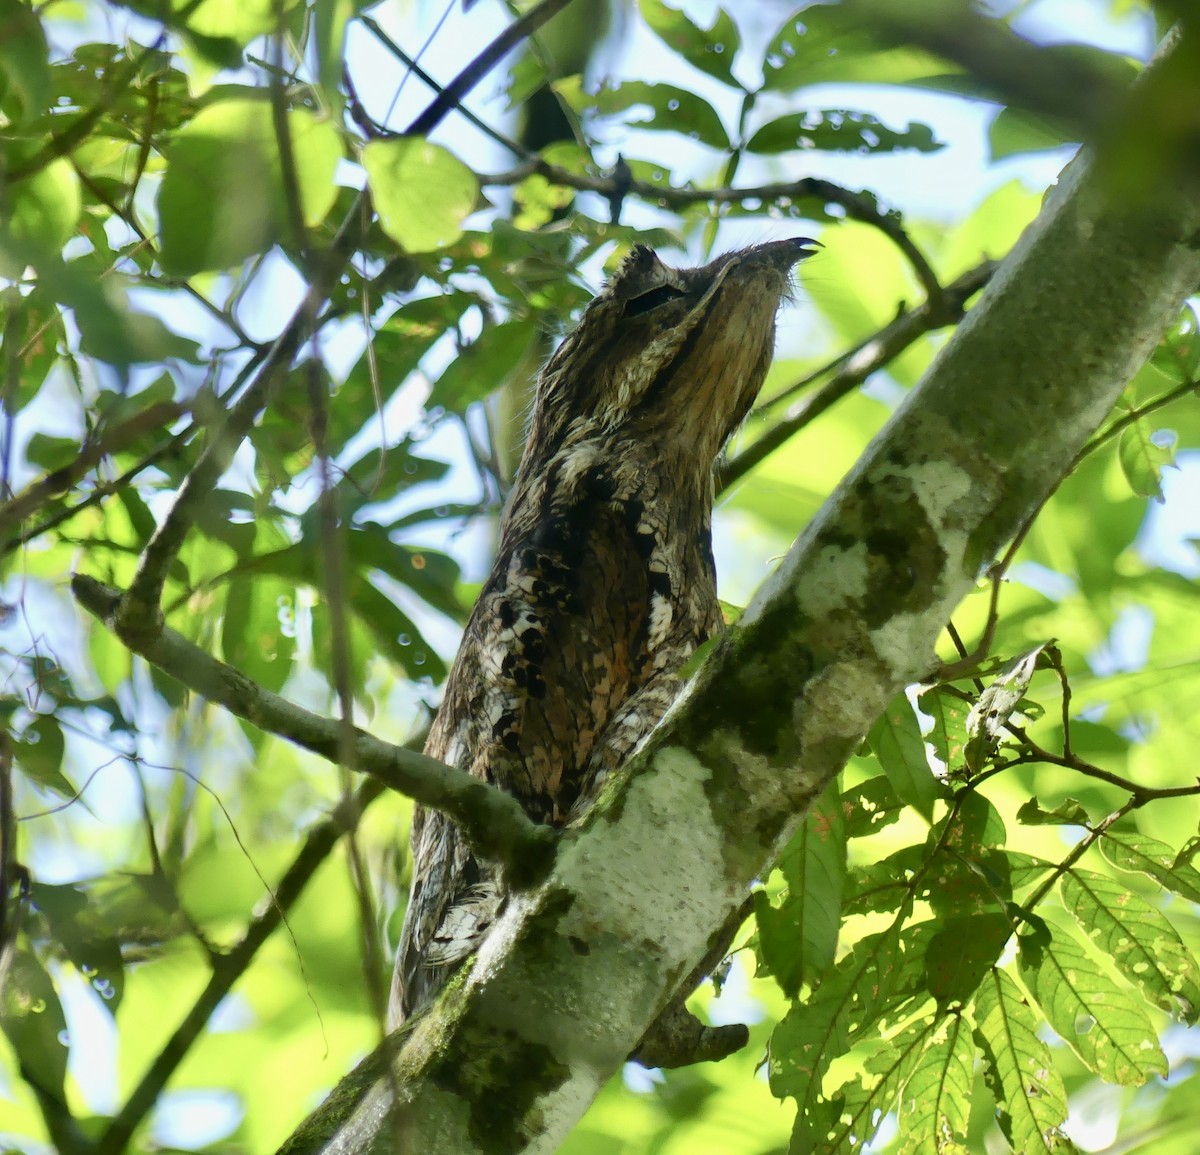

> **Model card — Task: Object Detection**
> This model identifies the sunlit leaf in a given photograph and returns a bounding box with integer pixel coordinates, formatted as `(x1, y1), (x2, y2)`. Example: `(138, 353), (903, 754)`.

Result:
(1118, 416), (1174, 500)
(965, 645), (1046, 769)
(1102, 829), (1200, 904)
(0, 157), (81, 273)
(898, 1013), (975, 1155)
(1061, 868), (1200, 1023)
(972, 968), (1075, 1154)
(639, 0), (742, 87)
(866, 692), (941, 818)
(822, 1016), (937, 1153)
(158, 98), (341, 274)
(363, 137), (478, 254)
(1018, 926), (1167, 1085)
(756, 782), (845, 997)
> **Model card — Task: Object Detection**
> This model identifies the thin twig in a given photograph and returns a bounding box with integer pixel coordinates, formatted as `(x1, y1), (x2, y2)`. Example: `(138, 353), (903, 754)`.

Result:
(356, 14), (532, 158)
(0, 401), (185, 540)
(92, 779), (387, 1155)
(404, 0), (579, 138)
(72, 574), (556, 876)
(482, 159), (946, 302)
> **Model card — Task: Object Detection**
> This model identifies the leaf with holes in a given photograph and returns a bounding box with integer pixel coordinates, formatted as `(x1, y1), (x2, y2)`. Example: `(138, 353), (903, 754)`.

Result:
(556, 78), (730, 150)
(639, 0), (742, 87)
(756, 782), (845, 997)
(771, 918), (934, 1146)
(965, 645), (1046, 769)
(1061, 868), (1200, 1023)
(841, 775), (904, 839)
(1101, 829), (1200, 904)
(972, 969), (1075, 1154)
(1017, 927), (1166, 1085)
(748, 108), (941, 155)
(898, 1013), (975, 1155)
(821, 1016), (938, 1154)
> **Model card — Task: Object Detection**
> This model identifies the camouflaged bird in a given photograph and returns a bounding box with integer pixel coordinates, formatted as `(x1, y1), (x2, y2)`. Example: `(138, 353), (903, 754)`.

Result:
(390, 237), (819, 1027)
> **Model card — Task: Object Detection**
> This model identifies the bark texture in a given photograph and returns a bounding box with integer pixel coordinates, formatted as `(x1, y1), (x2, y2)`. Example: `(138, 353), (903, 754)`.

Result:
(278, 47), (1200, 1155)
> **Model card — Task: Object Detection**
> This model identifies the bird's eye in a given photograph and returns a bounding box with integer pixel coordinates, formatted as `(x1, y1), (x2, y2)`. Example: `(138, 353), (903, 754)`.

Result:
(622, 283), (686, 318)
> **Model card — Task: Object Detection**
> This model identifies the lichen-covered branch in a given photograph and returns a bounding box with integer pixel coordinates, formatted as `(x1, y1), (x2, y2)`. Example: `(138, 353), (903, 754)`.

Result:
(278, 31), (1200, 1155)
(71, 575), (555, 880)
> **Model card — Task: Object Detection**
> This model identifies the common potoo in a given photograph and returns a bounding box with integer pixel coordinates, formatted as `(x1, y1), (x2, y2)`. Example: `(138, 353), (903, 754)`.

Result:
(390, 238), (819, 1026)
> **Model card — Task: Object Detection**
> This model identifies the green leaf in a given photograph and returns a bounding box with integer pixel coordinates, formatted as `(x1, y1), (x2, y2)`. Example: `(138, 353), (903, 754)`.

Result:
(972, 968), (1075, 1154)
(1101, 829), (1200, 903)
(866, 692), (941, 818)
(0, 157), (81, 272)
(425, 320), (536, 413)
(840, 774), (903, 839)
(1062, 868), (1200, 1023)
(926, 913), (1011, 1004)
(639, 0), (742, 87)
(918, 685), (970, 776)
(1018, 927), (1167, 1085)
(761, 5), (948, 92)
(843, 846), (923, 916)
(13, 714), (73, 798)
(362, 138), (478, 254)
(965, 645), (1046, 770)
(988, 106), (1076, 161)
(0, 950), (68, 1099)
(772, 919), (932, 1143)
(1016, 796), (1090, 827)
(1150, 303), (1200, 384)
(555, 78), (730, 150)
(1118, 417), (1174, 500)
(755, 782), (845, 997)
(158, 98), (341, 274)
(822, 1016), (937, 1154)
(29, 882), (126, 1016)
(25, 433), (80, 473)
(0, 0), (50, 125)
(897, 1013), (975, 1155)
(221, 576), (297, 696)
(748, 109), (941, 155)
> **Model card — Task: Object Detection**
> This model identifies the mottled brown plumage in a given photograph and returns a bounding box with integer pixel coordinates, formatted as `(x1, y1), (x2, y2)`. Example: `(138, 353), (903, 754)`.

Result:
(390, 238), (818, 1026)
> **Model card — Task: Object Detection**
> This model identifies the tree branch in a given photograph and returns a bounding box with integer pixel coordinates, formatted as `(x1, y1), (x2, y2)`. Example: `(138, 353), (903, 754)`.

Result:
(0, 400), (184, 541)
(402, 0), (579, 138)
(482, 160), (944, 300)
(71, 575), (556, 880)
(92, 779), (387, 1155)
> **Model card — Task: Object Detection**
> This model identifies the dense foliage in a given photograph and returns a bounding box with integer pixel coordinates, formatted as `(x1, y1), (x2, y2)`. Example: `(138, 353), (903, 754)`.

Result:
(2, 0), (1199, 1152)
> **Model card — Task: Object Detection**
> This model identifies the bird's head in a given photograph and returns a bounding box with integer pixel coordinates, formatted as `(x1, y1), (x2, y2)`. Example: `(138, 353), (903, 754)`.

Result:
(524, 237), (819, 473)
